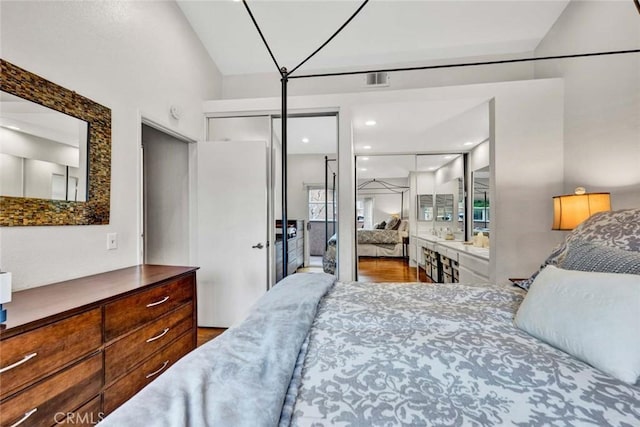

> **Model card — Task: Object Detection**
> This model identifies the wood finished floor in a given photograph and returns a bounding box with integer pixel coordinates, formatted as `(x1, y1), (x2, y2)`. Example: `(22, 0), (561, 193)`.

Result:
(357, 257), (430, 283)
(197, 327), (226, 347)
(197, 258), (430, 346)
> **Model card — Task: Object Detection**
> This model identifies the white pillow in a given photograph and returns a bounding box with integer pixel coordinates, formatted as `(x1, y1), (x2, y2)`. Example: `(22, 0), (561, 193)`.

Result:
(514, 265), (640, 384)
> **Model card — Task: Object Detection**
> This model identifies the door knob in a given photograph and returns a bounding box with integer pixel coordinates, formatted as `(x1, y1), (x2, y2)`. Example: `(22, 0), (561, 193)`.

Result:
(252, 243), (264, 249)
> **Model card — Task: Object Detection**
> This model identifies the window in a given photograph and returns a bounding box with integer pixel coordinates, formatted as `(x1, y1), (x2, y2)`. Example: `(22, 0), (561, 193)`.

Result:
(309, 188), (336, 221)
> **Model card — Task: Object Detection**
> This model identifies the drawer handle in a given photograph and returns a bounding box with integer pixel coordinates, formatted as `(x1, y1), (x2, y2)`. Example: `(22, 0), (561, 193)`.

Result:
(146, 296), (169, 308)
(0, 352), (38, 374)
(146, 328), (170, 343)
(145, 360), (169, 379)
(10, 408), (37, 427)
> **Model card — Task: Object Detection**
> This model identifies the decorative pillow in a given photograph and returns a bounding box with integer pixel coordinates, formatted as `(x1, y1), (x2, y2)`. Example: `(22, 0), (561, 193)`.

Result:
(385, 217), (401, 230)
(562, 240), (640, 275)
(515, 209), (640, 291)
(375, 221), (386, 230)
(397, 220), (409, 233)
(514, 265), (640, 384)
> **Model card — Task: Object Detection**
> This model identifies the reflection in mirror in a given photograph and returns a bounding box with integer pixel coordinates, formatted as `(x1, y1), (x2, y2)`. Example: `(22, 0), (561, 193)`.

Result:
(0, 91), (88, 201)
(457, 178), (464, 229)
(417, 194), (433, 221)
(472, 166), (490, 235)
(435, 194), (454, 221)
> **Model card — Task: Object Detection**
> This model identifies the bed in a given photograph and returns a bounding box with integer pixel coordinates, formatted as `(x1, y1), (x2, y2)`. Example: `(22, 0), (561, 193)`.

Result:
(356, 219), (409, 258)
(322, 219), (409, 274)
(101, 209), (640, 426)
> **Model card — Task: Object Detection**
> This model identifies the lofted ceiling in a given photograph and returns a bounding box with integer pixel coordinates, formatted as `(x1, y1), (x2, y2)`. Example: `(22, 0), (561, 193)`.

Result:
(184, 1), (560, 179)
(177, 0), (570, 76)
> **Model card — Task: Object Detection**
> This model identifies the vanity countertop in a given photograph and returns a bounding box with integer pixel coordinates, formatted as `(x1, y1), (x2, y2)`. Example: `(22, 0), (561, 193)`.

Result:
(437, 240), (490, 260)
(412, 234), (490, 261)
(412, 233), (459, 243)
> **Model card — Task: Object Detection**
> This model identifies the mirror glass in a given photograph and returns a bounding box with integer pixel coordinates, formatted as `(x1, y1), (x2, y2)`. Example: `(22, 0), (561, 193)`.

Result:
(435, 193), (454, 221)
(472, 166), (490, 234)
(0, 91), (88, 201)
(457, 178), (465, 229)
(417, 194), (433, 221)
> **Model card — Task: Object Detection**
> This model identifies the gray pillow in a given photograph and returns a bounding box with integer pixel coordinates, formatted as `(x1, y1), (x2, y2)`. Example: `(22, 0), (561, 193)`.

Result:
(515, 209), (640, 291)
(561, 240), (640, 275)
(375, 221), (386, 230)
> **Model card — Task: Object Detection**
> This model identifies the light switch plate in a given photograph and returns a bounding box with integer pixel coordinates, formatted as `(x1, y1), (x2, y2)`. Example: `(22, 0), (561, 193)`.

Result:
(107, 233), (118, 250)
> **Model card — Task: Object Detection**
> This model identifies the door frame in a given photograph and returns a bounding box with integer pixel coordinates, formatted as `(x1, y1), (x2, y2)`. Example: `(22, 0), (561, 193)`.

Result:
(138, 115), (196, 264)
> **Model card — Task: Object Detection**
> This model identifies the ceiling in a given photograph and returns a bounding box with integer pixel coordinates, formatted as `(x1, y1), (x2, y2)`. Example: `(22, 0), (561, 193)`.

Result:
(183, 1), (549, 179)
(177, 0), (570, 76)
(272, 98), (489, 178)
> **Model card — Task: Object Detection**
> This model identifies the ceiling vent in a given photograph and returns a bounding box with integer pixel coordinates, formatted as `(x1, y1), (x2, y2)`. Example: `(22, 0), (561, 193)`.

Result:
(365, 72), (389, 88)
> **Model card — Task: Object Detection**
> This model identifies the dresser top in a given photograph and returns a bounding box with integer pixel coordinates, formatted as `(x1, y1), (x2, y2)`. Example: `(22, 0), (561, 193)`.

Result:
(1, 265), (198, 337)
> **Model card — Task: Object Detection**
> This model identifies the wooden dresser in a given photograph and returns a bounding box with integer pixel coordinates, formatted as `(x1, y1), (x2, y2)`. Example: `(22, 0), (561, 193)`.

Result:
(0, 265), (198, 427)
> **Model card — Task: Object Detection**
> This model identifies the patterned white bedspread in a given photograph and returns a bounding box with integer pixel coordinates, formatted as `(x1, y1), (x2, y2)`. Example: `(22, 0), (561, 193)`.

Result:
(286, 281), (640, 426)
(358, 229), (403, 244)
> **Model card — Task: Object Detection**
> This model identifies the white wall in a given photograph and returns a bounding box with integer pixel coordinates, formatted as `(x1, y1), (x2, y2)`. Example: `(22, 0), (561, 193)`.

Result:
(1, 1), (222, 290)
(534, 0), (640, 208)
(222, 53), (535, 99)
(23, 158), (66, 200)
(468, 140), (490, 172)
(358, 177), (409, 225)
(287, 154), (334, 221)
(0, 128), (79, 167)
(0, 154), (23, 197)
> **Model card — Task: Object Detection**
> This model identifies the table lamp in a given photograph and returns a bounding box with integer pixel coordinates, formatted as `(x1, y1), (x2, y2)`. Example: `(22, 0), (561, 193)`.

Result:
(552, 187), (611, 230)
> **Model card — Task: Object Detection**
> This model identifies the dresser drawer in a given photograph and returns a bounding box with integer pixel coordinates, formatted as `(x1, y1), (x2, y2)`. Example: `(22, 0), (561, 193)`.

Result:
(103, 331), (193, 414)
(105, 302), (194, 384)
(0, 353), (102, 427)
(54, 396), (103, 426)
(0, 309), (102, 400)
(105, 274), (194, 341)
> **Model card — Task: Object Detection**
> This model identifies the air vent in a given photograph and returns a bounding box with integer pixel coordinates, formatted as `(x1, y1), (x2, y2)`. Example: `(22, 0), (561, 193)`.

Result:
(365, 72), (389, 87)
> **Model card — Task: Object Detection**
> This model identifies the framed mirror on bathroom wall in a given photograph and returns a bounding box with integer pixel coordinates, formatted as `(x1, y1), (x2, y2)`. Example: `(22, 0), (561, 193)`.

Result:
(416, 194), (434, 221)
(0, 59), (111, 226)
(435, 193), (454, 222)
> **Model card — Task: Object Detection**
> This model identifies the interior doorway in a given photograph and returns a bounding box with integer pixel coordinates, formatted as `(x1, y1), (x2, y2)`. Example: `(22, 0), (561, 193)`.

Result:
(271, 113), (338, 279)
(141, 123), (191, 265)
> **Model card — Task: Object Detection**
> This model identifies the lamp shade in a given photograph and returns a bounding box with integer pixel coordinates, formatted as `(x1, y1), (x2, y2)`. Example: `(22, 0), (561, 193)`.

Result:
(552, 192), (611, 230)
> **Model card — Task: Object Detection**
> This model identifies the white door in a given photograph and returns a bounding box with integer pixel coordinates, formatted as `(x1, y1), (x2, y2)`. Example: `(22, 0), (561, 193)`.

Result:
(196, 140), (268, 327)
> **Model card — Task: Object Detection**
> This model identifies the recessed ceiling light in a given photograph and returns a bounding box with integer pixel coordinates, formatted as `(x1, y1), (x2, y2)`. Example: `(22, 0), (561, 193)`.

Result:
(362, 145), (372, 150)
(360, 157), (369, 161)
(428, 167), (437, 171)
(6, 125), (20, 131)
(463, 142), (474, 146)
(360, 168), (367, 172)
(302, 137), (309, 143)
(444, 155), (454, 159)
(365, 120), (377, 126)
